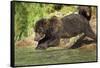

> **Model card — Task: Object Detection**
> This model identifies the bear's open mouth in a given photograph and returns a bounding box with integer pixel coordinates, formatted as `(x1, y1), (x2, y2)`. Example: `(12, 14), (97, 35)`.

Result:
(34, 33), (45, 41)
(39, 34), (45, 41)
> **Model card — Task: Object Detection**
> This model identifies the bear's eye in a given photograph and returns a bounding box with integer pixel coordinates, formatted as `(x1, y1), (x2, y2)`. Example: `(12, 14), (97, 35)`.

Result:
(39, 27), (44, 32)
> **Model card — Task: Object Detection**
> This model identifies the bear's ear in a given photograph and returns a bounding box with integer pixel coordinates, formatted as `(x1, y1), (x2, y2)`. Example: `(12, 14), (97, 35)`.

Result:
(49, 16), (62, 32)
(50, 16), (58, 21)
(40, 19), (50, 28)
(49, 16), (62, 26)
(40, 19), (50, 30)
(49, 16), (59, 24)
(43, 19), (49, 25)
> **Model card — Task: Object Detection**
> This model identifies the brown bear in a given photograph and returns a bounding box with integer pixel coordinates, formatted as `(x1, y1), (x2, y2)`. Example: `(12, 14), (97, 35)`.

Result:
(34, 7), (96, 49)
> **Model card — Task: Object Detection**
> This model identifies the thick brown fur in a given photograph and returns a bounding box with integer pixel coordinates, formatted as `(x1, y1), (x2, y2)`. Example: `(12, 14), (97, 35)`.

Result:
(34, 8), (96, 49)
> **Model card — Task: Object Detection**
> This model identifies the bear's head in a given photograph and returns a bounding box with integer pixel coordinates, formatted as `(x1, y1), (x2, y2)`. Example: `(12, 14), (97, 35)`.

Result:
(34, 18), (49, 41)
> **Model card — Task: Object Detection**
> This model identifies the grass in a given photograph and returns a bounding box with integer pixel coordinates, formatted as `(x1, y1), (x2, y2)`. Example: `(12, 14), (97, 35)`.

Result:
(15, 46), (97, 66)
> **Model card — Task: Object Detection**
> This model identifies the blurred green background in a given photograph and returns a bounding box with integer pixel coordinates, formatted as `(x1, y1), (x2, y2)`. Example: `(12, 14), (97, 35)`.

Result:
(14, 2), (76, 41)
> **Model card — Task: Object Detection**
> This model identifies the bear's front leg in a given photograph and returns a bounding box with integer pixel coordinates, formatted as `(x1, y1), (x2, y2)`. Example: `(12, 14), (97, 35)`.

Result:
(47, 38), (60, 47)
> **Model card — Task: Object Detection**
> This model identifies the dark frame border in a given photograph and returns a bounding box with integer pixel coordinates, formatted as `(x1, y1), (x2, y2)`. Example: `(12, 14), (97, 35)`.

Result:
(11, 1), (98, 67)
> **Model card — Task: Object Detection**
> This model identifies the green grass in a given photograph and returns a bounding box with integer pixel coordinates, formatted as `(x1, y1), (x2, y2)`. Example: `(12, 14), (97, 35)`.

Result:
(15, 46), (97, 66)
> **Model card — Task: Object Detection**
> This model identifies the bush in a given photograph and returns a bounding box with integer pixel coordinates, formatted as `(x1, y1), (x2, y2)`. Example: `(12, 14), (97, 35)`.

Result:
(14, 2), (76, 42)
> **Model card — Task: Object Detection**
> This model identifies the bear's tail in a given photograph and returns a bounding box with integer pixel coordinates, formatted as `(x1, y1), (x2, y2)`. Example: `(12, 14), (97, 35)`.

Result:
(78, 6), (92, 21)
